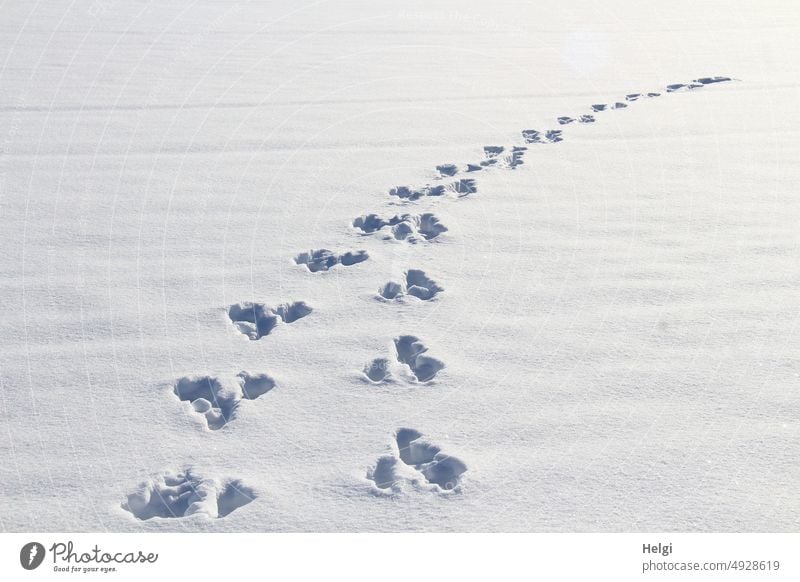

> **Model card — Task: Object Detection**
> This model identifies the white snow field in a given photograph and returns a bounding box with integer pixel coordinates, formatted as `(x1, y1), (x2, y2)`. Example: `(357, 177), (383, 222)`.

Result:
(1, 0), (799, 532)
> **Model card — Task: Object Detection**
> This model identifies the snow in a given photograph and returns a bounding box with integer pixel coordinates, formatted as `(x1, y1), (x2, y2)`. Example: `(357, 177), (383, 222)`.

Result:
(1, 0), (799, 531)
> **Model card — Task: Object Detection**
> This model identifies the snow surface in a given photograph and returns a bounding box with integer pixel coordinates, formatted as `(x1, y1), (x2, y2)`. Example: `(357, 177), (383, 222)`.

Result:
(1, 0), (799, 532)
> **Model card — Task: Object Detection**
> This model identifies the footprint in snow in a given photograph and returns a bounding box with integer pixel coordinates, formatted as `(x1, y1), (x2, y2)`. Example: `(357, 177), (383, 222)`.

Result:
(173, 371), (275, 430)
(352, 212), (447, 243)
(434, 146), (525, 178)
(694, 76), (732, 85)
(366, 428), (467, 493)
(558, 114), (596, 124)
(227, 301), (312, 340)
(363, 335), (445, 384)
(389, 178), (477, 201)
(625, 92), (659, 101)
(479, 145), (526, 168)
(435, 163), (460, 177)
(362, 357), (392, 384)
(590, 103), (627, 112)
(294, 248), (368, 273)
(122, 469), (255, 520)
(522, 129), (563, 144)
(378, 269), (443, 301)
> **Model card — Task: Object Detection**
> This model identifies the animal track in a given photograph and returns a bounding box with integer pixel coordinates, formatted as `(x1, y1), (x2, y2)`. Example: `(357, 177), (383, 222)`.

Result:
(666, 83), (692, 92)
(389, 184), (444, 201)
(479, 145), (526, 169)
(122, 469), (255, 520)
(449, 178), (477, 195)
(361, 335), (445, 384)
(174, 372), (275, 430)
(366, 428), (467, 493)
(666, 77), (731, 92)
(366, 455), (405, 490)
(435, 163), (459, 177)
(389, 178), (477, 201)
(558, 115), (595, 125)
(436, 162), (485, 176)
(228, 301), (312, 340)
(363, 357), (392, 383)
(378, 269), (443, 301)
(522, 129), (563, 144)
(394, 335), (445, 382)
(396, 429), (467, 489)
(624, 92), (660, 101)
(352, 213), (447, 242)
(294, 249), (368, 273)
(591, 102), (627, 112)
(694, 76), (731, 85)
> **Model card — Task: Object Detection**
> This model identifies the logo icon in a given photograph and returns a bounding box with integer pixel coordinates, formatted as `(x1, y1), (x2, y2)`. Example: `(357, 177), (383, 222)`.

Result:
(20, 542), (45, 570)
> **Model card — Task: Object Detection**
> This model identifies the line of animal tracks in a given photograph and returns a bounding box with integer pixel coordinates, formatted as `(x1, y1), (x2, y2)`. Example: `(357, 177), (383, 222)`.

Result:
(122, 76), (735, 521)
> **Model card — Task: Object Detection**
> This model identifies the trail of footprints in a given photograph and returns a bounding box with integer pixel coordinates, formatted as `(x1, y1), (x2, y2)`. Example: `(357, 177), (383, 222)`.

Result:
(123, 75), (734, 518)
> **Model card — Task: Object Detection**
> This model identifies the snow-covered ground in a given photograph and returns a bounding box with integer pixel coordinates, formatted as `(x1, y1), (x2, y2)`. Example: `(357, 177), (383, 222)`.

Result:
(1, 0), (799, 532)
